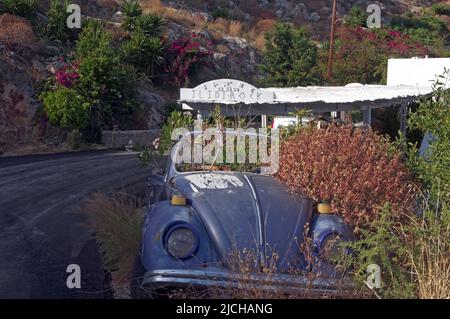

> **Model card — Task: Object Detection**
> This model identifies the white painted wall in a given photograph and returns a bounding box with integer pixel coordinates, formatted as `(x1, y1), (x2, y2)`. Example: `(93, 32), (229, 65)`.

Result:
(387, 58), (450, 88)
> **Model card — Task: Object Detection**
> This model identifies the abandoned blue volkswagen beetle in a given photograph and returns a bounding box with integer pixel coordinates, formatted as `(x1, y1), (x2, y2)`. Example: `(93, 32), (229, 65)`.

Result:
(131, 131), (353, 298)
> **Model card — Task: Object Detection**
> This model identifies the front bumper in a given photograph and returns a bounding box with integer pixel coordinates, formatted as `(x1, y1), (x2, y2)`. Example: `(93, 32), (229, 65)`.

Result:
(142, 269), (353, 296)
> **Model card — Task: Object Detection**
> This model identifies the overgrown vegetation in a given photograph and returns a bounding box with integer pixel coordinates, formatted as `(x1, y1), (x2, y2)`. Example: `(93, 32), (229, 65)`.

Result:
(338, 73), (450, 299)
(259, 21), (318, 87)
(0, 0), (37, 20)
(343, 6), (368, 28)
(45, 0), (71, 42)
(40, 20), (141, 142)
(82, 192), (143, 283)
(276, 124), (417, 228)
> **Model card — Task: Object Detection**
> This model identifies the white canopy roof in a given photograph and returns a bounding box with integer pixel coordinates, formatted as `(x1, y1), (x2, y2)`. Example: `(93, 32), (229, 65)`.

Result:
(261, 84), (432, 105)
(179, 79), (433, 115)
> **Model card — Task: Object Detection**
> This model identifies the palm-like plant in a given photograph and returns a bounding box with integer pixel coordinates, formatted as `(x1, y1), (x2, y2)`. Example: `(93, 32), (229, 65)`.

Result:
(121, 32), (165, 76)
(0, 0), (38, 20)
(134, 14), (166, 38)
(46, 0), (71, 42)
(121, 0), (143, 31)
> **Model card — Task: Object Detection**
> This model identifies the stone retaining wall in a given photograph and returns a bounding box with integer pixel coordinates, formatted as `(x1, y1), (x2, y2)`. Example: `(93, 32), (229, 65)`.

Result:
(101, 130), (161, 149)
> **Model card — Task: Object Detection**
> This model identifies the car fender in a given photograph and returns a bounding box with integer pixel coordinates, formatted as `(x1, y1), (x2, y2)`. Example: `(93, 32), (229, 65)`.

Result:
(141, 200), (219, 272)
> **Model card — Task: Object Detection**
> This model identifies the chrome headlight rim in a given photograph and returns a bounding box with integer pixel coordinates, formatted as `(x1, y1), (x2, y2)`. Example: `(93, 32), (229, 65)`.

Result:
(164, 223), (199, 259)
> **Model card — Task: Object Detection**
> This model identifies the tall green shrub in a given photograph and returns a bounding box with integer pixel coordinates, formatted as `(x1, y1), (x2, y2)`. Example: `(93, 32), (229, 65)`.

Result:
(41, 87), (91, 130)
(407, 70), (450, 207)
(259, 22), (318, 87)
(46, 0), (71, 42)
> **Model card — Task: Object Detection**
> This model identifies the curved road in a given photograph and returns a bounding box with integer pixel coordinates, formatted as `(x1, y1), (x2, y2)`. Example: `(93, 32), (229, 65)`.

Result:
(0, 151), (149, 298)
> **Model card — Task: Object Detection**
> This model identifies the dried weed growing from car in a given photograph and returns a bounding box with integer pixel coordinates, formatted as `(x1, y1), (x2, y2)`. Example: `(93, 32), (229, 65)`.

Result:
(276, 124), (417, 229)
(81, 192), (143, 283)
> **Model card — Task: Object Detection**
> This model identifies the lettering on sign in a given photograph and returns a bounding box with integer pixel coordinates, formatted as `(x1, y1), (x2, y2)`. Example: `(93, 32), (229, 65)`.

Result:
(180, 79), (274, 104)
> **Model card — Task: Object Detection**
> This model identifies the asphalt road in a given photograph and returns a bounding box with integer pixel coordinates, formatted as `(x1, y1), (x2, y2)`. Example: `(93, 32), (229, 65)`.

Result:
(0, 151), (149, 298)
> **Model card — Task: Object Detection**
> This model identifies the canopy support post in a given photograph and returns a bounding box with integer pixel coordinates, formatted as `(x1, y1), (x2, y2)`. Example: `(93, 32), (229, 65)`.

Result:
(362, 107), (372, 126)
(261, 115), (267, 128)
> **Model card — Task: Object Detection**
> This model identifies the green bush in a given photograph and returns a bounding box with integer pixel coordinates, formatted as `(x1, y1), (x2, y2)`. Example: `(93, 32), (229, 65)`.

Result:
(75, 20), (112, 59)
(41, 86), (91, 130)
(159, 111), (193, 154)
(342, 205), (416, 298)
(121, 32), (165, 75)
(45, 0), (71, 42)
(432, 3), (450, 16)
(390, 14), (448, 48)
(342, 72), (450, 299)
(0, 0), (38, 20)
(40, 20), (141, 142)
(259, 22), (318, 87)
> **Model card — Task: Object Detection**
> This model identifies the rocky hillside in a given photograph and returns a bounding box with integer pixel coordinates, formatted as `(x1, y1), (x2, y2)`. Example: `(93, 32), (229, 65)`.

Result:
(0, 0), (447, 154)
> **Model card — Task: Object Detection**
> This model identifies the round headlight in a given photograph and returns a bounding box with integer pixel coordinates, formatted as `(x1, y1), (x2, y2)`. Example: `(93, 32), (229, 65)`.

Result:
(321, 234), (347, 262)
(166, 226), (198, 259)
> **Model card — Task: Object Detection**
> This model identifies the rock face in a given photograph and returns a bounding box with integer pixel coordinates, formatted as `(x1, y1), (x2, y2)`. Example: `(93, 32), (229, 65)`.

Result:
(136, 88), (166, 129)
(0, 15), (48, 153)
(0, 59), (40, 153)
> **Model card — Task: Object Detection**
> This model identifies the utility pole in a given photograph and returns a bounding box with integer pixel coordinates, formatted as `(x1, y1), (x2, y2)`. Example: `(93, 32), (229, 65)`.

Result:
(327, 0), (337, 80)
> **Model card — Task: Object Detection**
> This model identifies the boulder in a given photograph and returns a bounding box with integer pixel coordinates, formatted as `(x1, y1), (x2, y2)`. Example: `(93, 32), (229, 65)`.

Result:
(111, 11), (123, 23)
(136, 88), (166, 129)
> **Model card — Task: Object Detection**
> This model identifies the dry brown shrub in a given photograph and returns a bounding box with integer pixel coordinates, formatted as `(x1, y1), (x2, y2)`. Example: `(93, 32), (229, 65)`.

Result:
(163, 7), (207, 29)
(208, 17), (229, 33)
(276, 125), (417, 228)
(0, 14), (38, 48)
(254, 19), (277, 34)
(228, 20), (243, 37)
(81, 192), (144, 283)
(167, 248), (358, 299)
(253, 33), (266, 50)
(216, 44), (230, 54)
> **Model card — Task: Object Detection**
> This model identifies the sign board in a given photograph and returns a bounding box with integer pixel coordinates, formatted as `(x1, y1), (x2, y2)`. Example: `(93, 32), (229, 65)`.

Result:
(180, 79), (274, 104)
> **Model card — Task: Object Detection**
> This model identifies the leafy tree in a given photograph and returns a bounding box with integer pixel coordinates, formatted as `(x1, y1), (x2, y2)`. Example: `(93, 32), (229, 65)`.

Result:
(259, 22), (318, 87)
(75, 21), (139, 134)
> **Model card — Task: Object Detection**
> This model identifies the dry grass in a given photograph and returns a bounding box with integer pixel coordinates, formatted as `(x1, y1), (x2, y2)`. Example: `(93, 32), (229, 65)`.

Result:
(0, 13), (38, 48)
(207, 18), (244, 40)
(228, 20), (243, 37)
(243, 19), (276, 51)
(403, 211), (450, 299)
(81, 192), (144, 283)
(140, 0), (207, 28)
(168, 248), (358, 299)
(140, 0), (166, 16)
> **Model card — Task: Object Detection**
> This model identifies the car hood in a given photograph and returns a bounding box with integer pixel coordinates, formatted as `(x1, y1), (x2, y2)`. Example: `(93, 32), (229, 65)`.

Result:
(171, 172), (312, 270)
